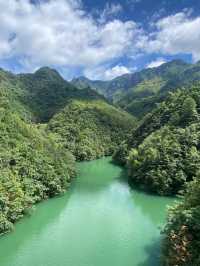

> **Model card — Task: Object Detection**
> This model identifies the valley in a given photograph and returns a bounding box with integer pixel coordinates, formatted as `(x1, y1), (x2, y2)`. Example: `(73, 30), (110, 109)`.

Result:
(1, 59), (200, 265)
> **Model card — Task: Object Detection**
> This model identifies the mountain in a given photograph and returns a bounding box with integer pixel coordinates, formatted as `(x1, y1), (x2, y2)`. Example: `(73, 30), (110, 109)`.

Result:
(0, 66), (136, 160)
(114, 84), (200, 195)
(48, 99), (136, 161)
(72, 60), (190, 102)
(71, 73), (140, 101)
(72, 60), (200, 119)
(0, 67), (107, 123)
(18, 67), (106, 122)
(118, 60), (200, 118)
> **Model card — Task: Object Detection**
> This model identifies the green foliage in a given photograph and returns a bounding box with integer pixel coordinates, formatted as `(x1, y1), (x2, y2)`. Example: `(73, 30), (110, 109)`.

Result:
(114, 85), (200, 195)
(18, 67), (106, 122)
(163, 178), (200, 265)
(116, 60), (200, 118)
(48, 100), (136, 161)
(127, 125), (200, 195)
(0, 108), (75, 235)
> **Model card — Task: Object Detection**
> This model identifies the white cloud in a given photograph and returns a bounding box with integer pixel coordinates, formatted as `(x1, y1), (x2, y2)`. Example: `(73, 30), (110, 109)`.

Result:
(104, 65), (132, 79)
(1, 2), (200, 76)
(98, 3), (123, 24)
(84, 64), (135, 80)
(145, 11), (200, 61)
(0, 0), (141, 72)
(146, 58), (167, 68)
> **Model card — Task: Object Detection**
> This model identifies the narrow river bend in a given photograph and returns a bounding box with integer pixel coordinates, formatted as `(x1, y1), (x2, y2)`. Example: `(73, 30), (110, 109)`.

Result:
(0, 157), (174, 266)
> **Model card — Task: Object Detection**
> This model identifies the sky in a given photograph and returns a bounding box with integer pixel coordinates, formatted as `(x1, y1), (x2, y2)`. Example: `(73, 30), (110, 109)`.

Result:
(1, 0), (200, 80)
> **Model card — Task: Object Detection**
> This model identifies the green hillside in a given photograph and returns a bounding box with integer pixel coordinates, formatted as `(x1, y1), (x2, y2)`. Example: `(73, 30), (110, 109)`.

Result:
(72, 60), (190, 102)
(48, 99), (136, 161)
(18, 67), (106, 122)
(163, 178), (200, 265)
(0, 107), (75, 235)
(73, 60), (200, 121)
(114, 85), (200, 195)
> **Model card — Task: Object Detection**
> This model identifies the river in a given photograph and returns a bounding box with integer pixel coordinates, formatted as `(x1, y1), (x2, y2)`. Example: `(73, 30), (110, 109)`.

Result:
(0, 157), (174, 266)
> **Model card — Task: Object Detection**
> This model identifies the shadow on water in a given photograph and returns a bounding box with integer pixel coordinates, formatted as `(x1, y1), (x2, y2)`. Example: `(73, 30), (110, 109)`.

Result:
(137, 238), (161, 266)
(117, 167), (175, 225)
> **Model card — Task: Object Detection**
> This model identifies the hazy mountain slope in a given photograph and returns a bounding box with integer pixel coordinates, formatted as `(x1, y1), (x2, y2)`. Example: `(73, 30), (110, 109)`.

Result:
(72, 60), (191, 101)
(72, 60), (200, 120)
(118, 61), (200, 118)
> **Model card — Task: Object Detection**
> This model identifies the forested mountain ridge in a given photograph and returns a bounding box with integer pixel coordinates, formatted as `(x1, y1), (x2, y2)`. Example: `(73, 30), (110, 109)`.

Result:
(18, 67), (107, 122)
(72, 60), (200, 119)
(72, 60), (190, 100)
(118, 60), (200, 118)
(0, 67), (107, 122)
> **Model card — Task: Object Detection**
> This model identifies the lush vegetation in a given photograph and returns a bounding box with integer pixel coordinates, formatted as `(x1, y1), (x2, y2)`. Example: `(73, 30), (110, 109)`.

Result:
(162, 178), (200, 265)
(18, 67), (106, 122)
(114, 85), (200, 195)
(0, 66), (136, 234)
(0, 108), (75, 235)
(48, 100), (136, 161)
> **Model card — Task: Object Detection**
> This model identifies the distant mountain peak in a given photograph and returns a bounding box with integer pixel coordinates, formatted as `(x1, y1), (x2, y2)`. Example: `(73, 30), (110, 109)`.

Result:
(34, 66), (64, 82)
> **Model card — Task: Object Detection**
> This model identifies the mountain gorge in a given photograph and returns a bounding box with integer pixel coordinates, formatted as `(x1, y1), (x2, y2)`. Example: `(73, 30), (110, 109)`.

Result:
(0, 66), (136, 235)
(1, 59), (200, 265)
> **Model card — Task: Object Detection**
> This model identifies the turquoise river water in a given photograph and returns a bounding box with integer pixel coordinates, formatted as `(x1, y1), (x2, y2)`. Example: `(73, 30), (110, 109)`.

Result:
(0, 157), (174, 266)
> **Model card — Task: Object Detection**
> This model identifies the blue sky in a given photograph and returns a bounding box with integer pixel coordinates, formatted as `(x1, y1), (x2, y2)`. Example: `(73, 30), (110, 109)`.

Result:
(0, 0), (200, 80)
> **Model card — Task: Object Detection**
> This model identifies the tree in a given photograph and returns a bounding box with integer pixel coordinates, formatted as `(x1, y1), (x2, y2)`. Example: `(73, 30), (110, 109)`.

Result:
(181, 96), (198, 124)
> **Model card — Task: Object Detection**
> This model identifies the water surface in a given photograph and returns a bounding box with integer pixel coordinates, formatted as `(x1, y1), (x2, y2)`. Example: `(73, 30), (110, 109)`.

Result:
(0, 157), (174, 266)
